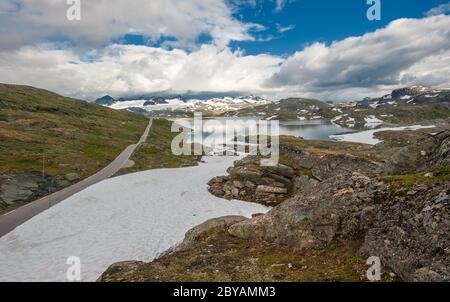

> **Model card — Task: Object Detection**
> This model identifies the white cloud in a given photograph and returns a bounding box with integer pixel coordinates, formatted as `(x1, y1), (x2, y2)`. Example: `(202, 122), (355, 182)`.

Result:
(0, 0), (258, 49)
(0, 44), (282, 100)
(426, 2), (450, 16)
(276, 24), (296, 33)
(0, 12), (449, 102)
(274, 0), (287, 12)
(266, 15), (450, 100)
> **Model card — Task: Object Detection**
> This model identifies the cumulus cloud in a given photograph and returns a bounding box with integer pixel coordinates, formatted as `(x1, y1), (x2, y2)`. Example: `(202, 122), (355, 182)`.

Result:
(266, 15), (450, 100)
(0, 0), (258, 49)
(0, 44), (282, 100)
(0, 11), (449, 102)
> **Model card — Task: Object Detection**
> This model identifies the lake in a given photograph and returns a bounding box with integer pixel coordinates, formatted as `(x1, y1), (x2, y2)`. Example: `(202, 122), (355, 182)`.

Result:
(179, 117), (366, 149)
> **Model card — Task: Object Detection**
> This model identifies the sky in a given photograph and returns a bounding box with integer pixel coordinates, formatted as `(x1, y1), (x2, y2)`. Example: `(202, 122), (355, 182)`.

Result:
(0, 0), (449, 102)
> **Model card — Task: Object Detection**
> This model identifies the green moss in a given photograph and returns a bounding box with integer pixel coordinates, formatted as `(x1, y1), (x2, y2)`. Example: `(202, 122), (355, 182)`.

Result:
(386, 166), (450, 190)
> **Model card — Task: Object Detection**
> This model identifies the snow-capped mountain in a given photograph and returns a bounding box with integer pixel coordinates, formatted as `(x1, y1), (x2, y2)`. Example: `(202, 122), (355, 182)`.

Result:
(358, 86), (450, 109)
(95, 95), (270, 115)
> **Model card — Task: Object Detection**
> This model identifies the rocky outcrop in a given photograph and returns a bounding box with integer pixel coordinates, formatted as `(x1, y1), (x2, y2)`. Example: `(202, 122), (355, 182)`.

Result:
(360, 183), (449, 282)
(0, 172), (79, 212)
(222, 128), (450, 281)
(97, 261), (145, 282)
(228, 178), (449, 281)
(173, 216), (248, 252)
(207, 156), (296, 206)
(430, 130), (450, 168)
(228, 172), (387, 248)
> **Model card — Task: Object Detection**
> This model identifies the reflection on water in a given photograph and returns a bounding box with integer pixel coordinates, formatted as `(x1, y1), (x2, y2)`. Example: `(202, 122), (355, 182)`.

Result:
(183, 117), (364, 141)
(178, 117), (367, 153)
(278, 119), (365, 140)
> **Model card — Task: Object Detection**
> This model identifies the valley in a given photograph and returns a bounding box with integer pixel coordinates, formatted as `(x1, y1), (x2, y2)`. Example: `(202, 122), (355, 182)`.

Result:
(0, 83), (449, 282)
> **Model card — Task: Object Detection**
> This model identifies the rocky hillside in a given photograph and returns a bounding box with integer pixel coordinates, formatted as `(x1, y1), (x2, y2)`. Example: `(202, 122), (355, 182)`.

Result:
(100, 120), (450, 282)
(332, 86), (450, 127)
(95, 86), (450, 127)
(359, 86), (450, 108)
(0, 84), (148, 213)
(223, 86), (450, 127)
(224, 98), (334, 120)
(96, 94), (270, 118)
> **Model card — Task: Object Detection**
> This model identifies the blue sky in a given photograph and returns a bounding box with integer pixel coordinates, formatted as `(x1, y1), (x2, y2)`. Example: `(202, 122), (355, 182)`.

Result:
(0, 0), (449, 101)
(119, 0), (450, 56)
(231, 0), (449, 55)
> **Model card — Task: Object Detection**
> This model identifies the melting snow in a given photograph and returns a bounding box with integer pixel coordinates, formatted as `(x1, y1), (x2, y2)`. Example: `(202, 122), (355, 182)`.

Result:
(369, 101), (380, 109)
(0, 156), (269, 282)
(330, 125), (436, 145)
(364, 115), (384, 128)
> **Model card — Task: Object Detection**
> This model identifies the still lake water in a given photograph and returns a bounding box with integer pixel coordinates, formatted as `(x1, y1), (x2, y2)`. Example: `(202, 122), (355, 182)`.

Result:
(179, 117), (364, 142)
(277, 119), (364, 140)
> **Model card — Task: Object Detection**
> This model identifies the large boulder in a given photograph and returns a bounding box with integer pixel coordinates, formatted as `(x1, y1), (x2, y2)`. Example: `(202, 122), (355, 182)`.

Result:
(208, 156), (296, 206)
(360, 183), (450, 282)
(173, 216), (248, 252)
(0, 172), (50, 208)
(0, 171), (79, 211)
(228, 172), (386, 248)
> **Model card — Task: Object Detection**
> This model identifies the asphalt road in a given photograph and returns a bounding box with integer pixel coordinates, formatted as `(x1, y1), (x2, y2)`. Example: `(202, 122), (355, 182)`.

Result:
(0, 119), (152, 238)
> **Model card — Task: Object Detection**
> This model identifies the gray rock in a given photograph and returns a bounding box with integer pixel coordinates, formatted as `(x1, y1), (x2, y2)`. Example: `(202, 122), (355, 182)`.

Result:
(233, 180), (244, 189)
(0, 172), (52, 207)
(413, 267), (444, 282)
(255, 185), (287, 194)
(65, 173), (80, 182)
(175, 216), (248, 252)
(98, 261), (145, 282)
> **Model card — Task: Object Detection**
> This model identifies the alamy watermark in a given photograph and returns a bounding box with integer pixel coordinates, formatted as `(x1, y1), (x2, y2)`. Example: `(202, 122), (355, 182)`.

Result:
(171, 113), (280, 166)
(66, 256), (81, 281)
(66, 1), (380, 23)
(67, 0), (81, 21)
(366, 256), (382, 281)
(367, 0), (381, 21)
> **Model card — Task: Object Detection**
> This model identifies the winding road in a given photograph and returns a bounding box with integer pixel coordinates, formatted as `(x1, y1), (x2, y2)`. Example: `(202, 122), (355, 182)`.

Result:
(0, 119), (153, 237)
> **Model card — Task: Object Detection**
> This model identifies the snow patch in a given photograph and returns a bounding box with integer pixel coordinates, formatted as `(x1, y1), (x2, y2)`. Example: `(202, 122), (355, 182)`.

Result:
(0, 156), (269, 282)
(364, 115), (384, 128)
(330, 125), (436, 145)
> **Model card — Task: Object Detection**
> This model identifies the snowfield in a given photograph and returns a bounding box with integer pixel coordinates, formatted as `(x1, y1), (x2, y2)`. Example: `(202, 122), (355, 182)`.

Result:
(107, 96), (269, 113)
(330, 125), (436, 145)
(0, 156), (269, 282)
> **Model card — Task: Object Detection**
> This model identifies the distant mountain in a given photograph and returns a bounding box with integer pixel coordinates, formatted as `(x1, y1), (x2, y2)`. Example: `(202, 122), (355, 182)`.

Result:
(95, 95), (116, 106)
(330, 86), (450, 127)
(96, 86), (450, 125)
(227, 97), (333, 120)
(358, 86), (450, 109)
(97, 94), (270, 116)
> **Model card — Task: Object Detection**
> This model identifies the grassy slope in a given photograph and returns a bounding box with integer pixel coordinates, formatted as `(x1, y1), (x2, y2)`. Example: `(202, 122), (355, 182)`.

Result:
(102, 226), (370, 282)
(117, 118), (202, 175)
(0, 84), (148, 178)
